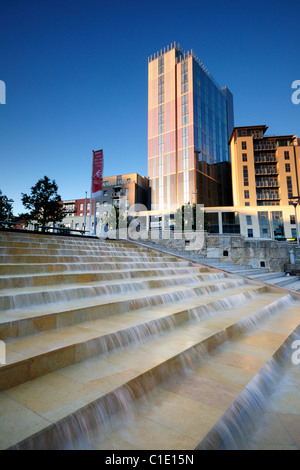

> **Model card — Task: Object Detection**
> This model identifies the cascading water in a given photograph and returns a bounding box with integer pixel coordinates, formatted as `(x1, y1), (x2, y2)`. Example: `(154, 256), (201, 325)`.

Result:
(1, 231), (300, 450)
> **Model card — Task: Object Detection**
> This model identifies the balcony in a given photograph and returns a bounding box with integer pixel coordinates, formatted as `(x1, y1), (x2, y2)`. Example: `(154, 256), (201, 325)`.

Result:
(253, 143), (276, 151)
(112, 191), (125, 198)
(254, 156), (277, 164)
(256, 180), (279, 188)
(255, 168), (278, 176)
(256, 193), (281, 201)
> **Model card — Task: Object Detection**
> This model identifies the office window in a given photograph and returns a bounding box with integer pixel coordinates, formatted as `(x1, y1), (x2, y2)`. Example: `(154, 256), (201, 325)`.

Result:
(242, 141), (247, 150)
(285, 163), (291, 172)
(246, 215), (252, 225)
(248, 229), (254, 238)
(284, 151), (290, 160)
(244, 190), (250, 199)
(290, 215), (296, 225)
(245, 202), (250, 206)
(242, 153), (247, 162)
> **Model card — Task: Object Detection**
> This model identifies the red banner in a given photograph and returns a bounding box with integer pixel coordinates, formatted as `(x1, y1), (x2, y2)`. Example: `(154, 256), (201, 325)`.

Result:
(92, 149), (104, 198)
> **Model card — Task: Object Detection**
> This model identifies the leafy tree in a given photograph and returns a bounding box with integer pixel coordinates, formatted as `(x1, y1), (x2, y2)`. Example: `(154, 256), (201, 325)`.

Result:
(0, 190), (14, 224)
(100, 205), (128, 231)
(21, 176), (66, 229)
(174, 203), (205, 233)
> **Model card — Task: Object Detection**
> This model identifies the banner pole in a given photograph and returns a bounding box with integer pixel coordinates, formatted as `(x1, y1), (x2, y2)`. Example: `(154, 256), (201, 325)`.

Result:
(89, 150), (94, 235)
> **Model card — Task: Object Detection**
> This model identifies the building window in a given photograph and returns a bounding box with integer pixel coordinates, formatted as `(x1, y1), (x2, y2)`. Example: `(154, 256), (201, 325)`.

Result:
(248, 229), (254, 238)
(125, 188), (129, 196)
(242, 141), (247, 150)
(158, 135), (164, 155)
(158, 75), (164, 104)
(80, 203), (83, 211)
(246, 215), (252, 225)
(285, 163), (291, 172)
(245, 202), (250, 206)
(290, 215), (296, 225)
(243, 166), (249, 186)
(127, 178), (131, 183)
(242, 153), (247, 162)
(104, 190), (108, 196)
(284, 151), (290, 160)
(287, 176), (293, 199)
(158, 104), (164, 134)
(182, 126), (189, 148)
(182, 94), (188, 126)
(244, 190), (250, 200)
(158, 56), (164, 75)
(181, 61), (188, 94)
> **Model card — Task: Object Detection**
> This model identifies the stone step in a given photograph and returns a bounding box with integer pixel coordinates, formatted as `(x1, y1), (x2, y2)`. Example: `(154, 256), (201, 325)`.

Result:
(266, 275), (300, 287)
(225, 268), (270, 276)
(247, 272), (285, 281)
(0, 259), (194, 276)
(0, 272), (234, 311)
(0, 239), (139, 250)
(3, 293), (299, 450)
(0, 278), (251, 340)
(0, 286), (279, 392)
(0, 253), (179, 264)
(0, 265), (216, 290)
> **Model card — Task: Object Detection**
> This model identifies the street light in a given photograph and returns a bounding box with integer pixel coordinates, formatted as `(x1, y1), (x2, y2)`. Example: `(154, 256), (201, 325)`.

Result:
(289, 196), (300, 245)
(6, 199), (14, 224)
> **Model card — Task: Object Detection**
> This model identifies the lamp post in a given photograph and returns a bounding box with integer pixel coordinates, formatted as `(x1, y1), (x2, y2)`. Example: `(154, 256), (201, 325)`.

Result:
(6, 199), (14, 224)
(289, 196), (300, 245)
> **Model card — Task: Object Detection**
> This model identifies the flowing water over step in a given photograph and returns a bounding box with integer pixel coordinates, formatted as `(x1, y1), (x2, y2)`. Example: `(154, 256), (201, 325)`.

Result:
(0, 231), (299, 450)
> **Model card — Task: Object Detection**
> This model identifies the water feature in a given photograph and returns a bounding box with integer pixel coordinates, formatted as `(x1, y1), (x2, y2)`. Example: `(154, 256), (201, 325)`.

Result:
(0, 231), (299, 450)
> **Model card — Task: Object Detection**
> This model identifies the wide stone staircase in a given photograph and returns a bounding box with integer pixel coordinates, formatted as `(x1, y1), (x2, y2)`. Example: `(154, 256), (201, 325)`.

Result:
(197, 258), (300, 292)
(0, 231), (299, 450)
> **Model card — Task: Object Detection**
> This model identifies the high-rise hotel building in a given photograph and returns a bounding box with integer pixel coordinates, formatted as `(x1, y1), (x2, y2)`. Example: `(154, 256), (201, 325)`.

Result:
(148, 42), (234, 210)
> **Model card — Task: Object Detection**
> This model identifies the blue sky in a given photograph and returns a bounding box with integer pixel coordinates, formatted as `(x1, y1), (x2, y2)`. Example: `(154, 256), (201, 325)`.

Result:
(0, 0), (299, 215)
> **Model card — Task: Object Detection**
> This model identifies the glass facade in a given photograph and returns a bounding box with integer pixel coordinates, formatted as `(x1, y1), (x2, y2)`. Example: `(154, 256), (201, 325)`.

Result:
(148, 43), (234, 210)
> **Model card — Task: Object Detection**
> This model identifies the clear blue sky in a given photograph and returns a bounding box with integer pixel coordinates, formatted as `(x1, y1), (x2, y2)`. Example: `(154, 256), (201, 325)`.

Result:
(1, 0), (299, 216)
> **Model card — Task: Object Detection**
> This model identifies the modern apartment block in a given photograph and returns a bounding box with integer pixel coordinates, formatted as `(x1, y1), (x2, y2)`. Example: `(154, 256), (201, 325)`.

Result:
(229, 125), (300, 239)
(62, 173), (148, 231)
(148, 42), (234, 210)
(230, 125), (300, 207)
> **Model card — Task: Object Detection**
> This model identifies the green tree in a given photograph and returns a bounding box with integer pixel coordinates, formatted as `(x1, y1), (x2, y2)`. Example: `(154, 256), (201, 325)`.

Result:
(21, 176), (66, 229)
(0, 190), (14, 224)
